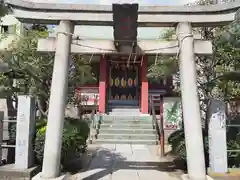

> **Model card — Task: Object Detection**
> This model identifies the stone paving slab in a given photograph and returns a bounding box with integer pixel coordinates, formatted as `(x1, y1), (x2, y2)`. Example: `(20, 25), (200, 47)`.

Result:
(72, 168), (111, 180)
(101, 144), (116, 151)
(211, 176), (240, 180)
(137, 170), (179, 180)
(112, 170), (139, 180)
(69, 144), (183, 180)
(115, 144), (132, 154)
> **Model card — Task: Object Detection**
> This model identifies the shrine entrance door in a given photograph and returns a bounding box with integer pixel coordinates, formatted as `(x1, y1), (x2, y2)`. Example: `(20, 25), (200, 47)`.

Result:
(109, 63), (139, 106)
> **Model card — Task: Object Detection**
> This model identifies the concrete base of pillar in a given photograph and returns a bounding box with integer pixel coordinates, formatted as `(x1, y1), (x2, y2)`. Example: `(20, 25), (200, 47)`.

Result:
(207, 167), (240, 177)
(0, 164), (40, 180)
(181, 174), (214, 180)
(32, 173), (69, 180)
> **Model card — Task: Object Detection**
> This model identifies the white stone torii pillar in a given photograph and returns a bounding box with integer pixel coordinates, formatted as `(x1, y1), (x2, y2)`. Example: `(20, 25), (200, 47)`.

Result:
(40, 20), (74, 179)
(177, 22), (206, 180)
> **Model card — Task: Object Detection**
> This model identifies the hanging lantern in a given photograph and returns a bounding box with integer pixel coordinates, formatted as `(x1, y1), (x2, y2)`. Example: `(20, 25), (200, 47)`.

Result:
(110, 77), (113, 87)
(115, 77), (120, 87)
(133, 78), (137, 86)
(127, 78), (133, 87)
(121, 78), (126, 88)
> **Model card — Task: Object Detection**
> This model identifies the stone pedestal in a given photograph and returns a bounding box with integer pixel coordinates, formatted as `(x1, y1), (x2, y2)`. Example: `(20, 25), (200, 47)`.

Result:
(0, 97), (39, 180)
(15, 95), (36, 169)
(0, 164), (40, 180)
(208, 99), (228, 173)
(181, 174), (214, 180)
(32, 173), (69, 180)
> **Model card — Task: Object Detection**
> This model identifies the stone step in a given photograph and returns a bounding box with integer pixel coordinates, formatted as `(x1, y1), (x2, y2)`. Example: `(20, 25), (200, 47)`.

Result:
(98, 133), (157, 140)
(95, 139), (158, 145)
(98, 128), (155, 134)
(101, 120), (153, 125)
(100, 123), (154, 129)
(108, 112), (141, 116)
(108, 105), (139, 109)
(109, 108), (140, 112)
(101, 115), (152, 121)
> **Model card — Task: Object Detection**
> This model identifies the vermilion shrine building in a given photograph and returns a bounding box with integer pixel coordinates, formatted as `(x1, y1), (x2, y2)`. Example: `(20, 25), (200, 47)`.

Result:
(75, 55), (174, 114)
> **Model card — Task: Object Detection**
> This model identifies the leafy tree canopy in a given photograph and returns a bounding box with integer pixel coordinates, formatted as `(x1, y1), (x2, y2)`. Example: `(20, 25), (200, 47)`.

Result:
(0, 27), (97, 117)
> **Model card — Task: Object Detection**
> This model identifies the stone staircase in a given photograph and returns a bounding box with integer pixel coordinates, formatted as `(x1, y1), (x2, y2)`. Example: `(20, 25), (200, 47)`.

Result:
(96, 112), (158, 145)
(108, 105), (141, 116)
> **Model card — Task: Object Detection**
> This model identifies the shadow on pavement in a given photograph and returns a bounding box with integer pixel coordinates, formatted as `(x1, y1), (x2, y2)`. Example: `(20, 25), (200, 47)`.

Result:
(70, 147), (185, 180)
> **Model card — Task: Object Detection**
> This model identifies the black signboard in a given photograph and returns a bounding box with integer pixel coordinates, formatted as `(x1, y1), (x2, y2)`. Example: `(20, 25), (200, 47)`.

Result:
(112, 4), (138, 51)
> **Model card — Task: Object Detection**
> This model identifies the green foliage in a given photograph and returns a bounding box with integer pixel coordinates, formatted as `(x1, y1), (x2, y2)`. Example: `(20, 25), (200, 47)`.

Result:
(0, 2), (8, 17)
(0, 28), (97, 116)
(167, 129), (186, 159)
(0, 30), (52, 96)
(159, 28), (175, 41)
(168, 128), (240, 167)
(34, 118), (90, 166)
(148, 0), (240, 100)
(8, 122), (16, 142)
(148, 57), (177, 79)
(148, 28), (177, 81)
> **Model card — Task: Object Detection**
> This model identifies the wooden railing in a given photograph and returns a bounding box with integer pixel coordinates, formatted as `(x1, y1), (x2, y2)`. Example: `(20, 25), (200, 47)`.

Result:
(149, 95), (165, 156)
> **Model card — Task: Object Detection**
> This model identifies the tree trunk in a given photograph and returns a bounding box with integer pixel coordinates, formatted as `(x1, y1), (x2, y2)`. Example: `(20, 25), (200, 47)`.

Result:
(37, 95), (48, 119)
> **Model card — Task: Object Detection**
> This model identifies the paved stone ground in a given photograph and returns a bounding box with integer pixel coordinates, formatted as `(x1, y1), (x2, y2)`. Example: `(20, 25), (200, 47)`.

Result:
(211, 176), (240, 180)
(69, 144), (183, 180)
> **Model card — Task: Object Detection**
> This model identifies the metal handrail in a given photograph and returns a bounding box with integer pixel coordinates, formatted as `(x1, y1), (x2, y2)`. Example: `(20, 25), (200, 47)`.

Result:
(225, 122), (240, 154)
(88, 107), (100, 144)
(149, 94), (165, 156)
(0, 114), (17, 165)
(0, 118), (17, 148)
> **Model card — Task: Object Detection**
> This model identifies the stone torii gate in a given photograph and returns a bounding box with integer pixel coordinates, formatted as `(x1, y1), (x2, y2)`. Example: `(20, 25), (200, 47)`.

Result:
(5, 0), (240, 180)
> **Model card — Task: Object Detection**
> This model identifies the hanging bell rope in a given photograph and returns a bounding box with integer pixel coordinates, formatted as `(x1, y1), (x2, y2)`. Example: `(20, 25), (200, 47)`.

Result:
(141, 55), (144, 66)
(154, 52), (159, 65)
(127, 42), (135, 67)
(133, 46), (138, 64)
(89, 52), (94, 63)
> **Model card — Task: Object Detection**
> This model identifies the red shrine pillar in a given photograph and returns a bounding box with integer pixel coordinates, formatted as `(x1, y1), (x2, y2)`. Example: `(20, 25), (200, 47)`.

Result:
(99, 55), (107, 113)
(141, 56), (148, 114)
